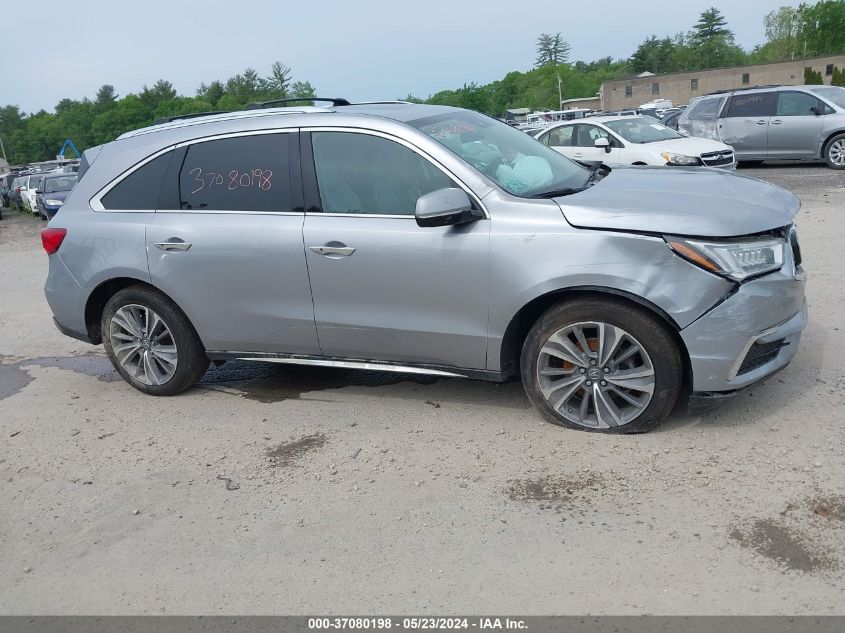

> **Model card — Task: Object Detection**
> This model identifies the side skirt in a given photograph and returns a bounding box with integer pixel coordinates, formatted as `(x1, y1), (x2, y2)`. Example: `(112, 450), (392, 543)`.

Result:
(205, 351), (506, 383)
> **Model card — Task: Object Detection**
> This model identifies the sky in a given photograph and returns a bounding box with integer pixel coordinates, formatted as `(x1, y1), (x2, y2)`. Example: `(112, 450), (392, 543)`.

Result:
(1, 0), (801, 114)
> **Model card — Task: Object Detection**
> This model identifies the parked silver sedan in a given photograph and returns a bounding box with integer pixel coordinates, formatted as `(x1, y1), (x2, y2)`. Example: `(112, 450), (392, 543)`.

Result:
(43, 102), (806, 433)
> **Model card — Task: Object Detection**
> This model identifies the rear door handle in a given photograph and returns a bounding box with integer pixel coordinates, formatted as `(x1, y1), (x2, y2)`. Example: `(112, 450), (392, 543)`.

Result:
(154, 238), (191, 252)
(308, 243), (356, 258)
(756, 120), (768, 125)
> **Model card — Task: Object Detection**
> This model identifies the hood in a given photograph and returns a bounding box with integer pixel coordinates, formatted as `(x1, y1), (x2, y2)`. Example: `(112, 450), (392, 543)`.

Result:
(43, 191), (69, 204)
(557, 166), (799, 237)
(650, 135), (732, 155)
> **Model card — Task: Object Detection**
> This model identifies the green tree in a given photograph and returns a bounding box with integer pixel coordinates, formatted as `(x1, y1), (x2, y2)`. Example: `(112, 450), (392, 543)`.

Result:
(832, 66), (845, 87)
(266, 62), (292, 98)
(693, 7), (730, 41)
(196, 81), (225, 108)
(804, 67), (824, 84)
(535, 33), (570, 67)
(94, 84), (118, 111)
(796, 0), (845, 57)
(761, 6), (800, 61)
(139, 79), (177, 110)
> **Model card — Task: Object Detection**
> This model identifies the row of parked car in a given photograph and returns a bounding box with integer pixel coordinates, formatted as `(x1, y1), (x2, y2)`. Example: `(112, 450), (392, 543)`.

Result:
(518, 84), (845, 170)
(0, 168), (79, 220)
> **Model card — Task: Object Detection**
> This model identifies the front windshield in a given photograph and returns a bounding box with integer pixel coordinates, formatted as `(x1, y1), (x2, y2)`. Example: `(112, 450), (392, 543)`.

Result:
(604, 117), (682, 143)
(408, 110), (588, 197)
(44, 175), (77, 193)
(810, 86), (845, 109)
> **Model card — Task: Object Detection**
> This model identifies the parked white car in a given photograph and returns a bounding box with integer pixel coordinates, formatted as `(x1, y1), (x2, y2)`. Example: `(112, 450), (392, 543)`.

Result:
(21, 174), (45, 214)
(535, 115), (736, 168)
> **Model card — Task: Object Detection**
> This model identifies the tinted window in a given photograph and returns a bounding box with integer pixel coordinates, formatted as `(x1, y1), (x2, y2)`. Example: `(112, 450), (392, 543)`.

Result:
(178, 134), (292, 212)
(776, 92), (822, 116)
(811, 86), (845, 108)
(101, 151), (173, 210)
(725, 92), (776, 118)
(312, 132), (455, 215)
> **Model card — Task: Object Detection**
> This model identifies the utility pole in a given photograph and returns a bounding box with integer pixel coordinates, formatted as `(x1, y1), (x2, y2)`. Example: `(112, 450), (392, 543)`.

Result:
(557, 75), (564, 110)
(0, 135), (6, 162)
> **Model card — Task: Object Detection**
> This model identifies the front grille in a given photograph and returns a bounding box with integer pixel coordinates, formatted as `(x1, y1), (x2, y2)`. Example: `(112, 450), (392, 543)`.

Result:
(700, 150), (735, 167)
(737, 339), (787, 376)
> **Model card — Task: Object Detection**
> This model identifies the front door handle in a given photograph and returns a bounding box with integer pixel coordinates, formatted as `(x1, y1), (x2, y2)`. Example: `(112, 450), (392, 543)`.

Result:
(154, 238), (192, 252)
(308, 243), (356, 258)
(771, 119), (782, 125)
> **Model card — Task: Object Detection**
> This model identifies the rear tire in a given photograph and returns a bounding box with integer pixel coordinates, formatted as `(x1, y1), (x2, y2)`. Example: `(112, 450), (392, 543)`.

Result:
(520, 297), (683, 433)
(824, 133), (845, 170)
(102, 285), (209, 395)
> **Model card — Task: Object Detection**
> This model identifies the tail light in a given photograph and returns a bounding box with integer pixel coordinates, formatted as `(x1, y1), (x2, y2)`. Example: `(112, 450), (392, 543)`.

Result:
(41, 228), (67, 255)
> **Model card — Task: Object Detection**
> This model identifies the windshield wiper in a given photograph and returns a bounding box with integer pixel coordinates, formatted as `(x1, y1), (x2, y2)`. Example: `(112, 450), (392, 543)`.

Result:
(530, 186), (587, 198)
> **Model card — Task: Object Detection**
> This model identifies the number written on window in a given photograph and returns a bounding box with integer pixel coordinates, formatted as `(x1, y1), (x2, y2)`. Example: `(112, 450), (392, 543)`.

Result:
(178, 134), (291, 212)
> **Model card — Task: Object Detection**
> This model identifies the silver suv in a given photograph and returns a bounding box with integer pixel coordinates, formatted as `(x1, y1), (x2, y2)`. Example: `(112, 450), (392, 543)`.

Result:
(678, 84), (845, 168)
(43, 101), (807, 433)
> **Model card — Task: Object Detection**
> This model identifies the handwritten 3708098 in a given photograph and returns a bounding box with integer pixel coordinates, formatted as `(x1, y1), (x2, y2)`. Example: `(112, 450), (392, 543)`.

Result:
(188, 167), (273, 194)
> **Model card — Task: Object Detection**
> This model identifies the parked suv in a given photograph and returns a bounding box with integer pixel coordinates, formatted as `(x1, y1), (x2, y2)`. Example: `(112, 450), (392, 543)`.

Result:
(678, 85), (845, 168)
(43, 102), (806, 433)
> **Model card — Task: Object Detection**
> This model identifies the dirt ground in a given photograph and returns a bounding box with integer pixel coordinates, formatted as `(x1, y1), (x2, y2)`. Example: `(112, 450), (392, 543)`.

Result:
(1, 164), (844, 615)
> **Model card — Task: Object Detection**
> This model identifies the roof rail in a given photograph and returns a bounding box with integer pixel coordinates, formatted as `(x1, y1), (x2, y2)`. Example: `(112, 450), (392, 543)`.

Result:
(705, 84), (781, 95)
(152, 111), (229, 125)
(244, 97), (351, 110)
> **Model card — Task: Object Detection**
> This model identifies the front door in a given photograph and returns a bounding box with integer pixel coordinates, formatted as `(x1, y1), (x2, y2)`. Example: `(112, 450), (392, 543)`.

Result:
(718, 91), (777, 158)
(145, 131), (320, 355)
(767, 90), (827, 158)
(571, 124), (620, 163)
(301, 130), (490, 369)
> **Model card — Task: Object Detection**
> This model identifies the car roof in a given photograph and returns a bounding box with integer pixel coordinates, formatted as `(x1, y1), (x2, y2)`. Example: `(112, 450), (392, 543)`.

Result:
(550, 114), (650, 126)
(117, 102), (460, 141)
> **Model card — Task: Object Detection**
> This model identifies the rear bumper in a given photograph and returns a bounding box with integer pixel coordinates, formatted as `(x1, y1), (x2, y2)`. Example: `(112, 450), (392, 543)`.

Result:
(682, 263), (807, 393)
(45, 254), (91, 343)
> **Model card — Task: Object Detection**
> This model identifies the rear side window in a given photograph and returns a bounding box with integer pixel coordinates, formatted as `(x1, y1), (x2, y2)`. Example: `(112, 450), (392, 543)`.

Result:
(725, 92), (776, 118)
(776, 91), (823, 116)
(101, 151), (173, 210)
(178, 134), (293, 212)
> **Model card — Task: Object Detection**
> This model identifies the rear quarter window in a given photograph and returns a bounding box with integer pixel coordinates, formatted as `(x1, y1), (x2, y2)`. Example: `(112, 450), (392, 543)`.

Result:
(100, 151), (173, 210)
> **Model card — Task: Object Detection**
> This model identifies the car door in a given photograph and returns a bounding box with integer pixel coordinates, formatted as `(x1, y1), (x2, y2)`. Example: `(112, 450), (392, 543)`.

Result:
(143, 131), (320, 355)
(301, 129), (490, 369)
(767, 90), (828, 158)
(718, 91), (777, 158)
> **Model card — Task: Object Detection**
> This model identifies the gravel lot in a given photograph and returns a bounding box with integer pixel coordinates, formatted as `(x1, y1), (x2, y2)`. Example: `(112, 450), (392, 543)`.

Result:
(1, 164), (844, 615)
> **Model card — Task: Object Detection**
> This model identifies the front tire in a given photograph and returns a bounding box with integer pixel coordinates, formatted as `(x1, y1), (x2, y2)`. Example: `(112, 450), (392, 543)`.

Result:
(824, 133), (845, 170)
(102, 285), (209, 395)
(520, 297), (683, 433)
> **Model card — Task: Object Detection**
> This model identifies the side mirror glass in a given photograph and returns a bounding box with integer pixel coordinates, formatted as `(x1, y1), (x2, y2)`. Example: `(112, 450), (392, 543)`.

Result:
(415, 188), (481, 228)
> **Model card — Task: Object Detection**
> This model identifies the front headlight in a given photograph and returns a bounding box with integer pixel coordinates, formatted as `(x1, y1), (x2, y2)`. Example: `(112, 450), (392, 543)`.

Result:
(661, 152), (701, 166)
(45, 199), (63, 206)
(666, 235), (785, 281)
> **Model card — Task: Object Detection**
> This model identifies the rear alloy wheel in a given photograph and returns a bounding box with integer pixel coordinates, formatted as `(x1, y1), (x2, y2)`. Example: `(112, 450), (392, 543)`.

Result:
(520, 298), (682, 433)
(825, 134), (845, 169)
(102, 286), (208, 395)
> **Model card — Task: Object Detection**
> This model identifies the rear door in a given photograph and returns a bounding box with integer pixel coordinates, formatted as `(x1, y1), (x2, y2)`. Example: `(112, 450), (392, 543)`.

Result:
(144, 131), (320, 355)
(718, 91), (777, 158)
(538, 125), (577, 159)
(767, 90), (828, 158)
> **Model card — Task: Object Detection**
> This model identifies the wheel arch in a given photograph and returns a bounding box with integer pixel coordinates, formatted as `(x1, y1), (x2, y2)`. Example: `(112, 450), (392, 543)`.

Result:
(498, 286), (692, 389)
(821, 129), (845, 159)
(84, 277), (199, 346)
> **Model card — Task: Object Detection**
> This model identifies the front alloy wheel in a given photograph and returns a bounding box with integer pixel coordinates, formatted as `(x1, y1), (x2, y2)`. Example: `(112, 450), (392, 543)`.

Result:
(521, 298), (682, 433)
(536, 322), (655, 429)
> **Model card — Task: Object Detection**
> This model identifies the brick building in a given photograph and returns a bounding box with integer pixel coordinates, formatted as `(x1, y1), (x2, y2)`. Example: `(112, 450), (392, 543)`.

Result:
(600, 54), (845, 112)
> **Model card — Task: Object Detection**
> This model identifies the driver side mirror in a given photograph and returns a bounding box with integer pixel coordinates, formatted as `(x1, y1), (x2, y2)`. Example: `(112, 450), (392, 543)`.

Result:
(415, 188), (482, 228)
(594, 137), (612, 153)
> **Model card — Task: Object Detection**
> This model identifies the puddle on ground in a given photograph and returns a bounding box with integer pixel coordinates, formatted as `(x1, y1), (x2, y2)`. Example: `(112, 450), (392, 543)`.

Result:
(0, 353), (118, 400)
(729, 518), (835, 573)
(266, 432), (327, 466)
(506, 473), (604, 503)
(199, 360), (438, 403)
